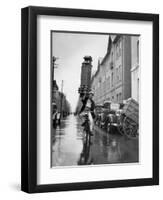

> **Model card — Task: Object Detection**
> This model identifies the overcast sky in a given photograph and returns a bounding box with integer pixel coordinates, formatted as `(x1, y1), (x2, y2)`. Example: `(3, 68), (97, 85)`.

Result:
(52, 32), (109, 112)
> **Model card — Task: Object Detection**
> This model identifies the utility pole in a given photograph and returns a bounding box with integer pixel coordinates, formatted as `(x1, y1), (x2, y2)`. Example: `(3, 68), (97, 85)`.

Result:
(51, 56), (59, 105)
(60, 80), (64, 118)
(52, 56), (59, 81)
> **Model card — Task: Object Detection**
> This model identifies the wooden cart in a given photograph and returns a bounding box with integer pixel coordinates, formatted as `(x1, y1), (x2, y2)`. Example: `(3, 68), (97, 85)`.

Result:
(117, 98), (139, 139)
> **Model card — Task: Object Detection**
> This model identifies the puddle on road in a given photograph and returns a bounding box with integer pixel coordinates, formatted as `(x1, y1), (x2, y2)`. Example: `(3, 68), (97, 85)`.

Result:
(51, 115), (139, 167)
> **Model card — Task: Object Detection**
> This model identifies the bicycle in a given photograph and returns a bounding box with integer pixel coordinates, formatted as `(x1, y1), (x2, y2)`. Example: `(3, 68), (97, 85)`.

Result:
(81, 111), (92, 144)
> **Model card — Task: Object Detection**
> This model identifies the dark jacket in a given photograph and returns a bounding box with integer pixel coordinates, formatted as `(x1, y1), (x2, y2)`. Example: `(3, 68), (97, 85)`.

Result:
(79, 97), (95, 119)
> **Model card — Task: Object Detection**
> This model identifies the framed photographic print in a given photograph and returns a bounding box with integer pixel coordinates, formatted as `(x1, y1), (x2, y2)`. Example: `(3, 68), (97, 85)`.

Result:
(21, 6), (159, 193)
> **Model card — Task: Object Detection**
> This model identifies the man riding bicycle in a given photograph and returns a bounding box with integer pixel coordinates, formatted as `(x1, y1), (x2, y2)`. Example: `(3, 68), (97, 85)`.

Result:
(79, 91), (96, 139)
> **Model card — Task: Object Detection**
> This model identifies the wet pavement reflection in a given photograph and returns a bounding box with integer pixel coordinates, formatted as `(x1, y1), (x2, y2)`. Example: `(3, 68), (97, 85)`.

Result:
(51, 114), (139, 167)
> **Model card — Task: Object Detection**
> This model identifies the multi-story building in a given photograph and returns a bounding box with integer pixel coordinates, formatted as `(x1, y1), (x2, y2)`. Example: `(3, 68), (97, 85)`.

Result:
(91, 35), (132, 105)
(131, 36), (140, 102)
(52, 80), (59, 105)
(52, 80), (71, 115)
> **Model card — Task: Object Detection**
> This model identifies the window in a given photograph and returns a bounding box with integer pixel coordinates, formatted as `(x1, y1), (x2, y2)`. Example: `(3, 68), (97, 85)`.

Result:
(137, 78), (139, 102)
(119, 65), (121, 81)
(119, 93), (122, 101)
(116, 41), (122, 59)
(115, 66), (121, 83)
(116, 68), (118, 83)
(111, 72), (114, 87)
(106, 70), (109, 78)
(119, 40), (122, 56)
(116, 44), (119, 58)
(111, 52), (113, 62)
(108, 76), (110, 89)
(137, 40), (139, 63)
(102, 76), (105, 83)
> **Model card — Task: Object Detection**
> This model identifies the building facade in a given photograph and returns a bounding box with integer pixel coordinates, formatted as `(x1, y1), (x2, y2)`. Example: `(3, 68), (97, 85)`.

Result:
(91, 35), (132, 105)
(52, 80), (71, 115)
(131, 36), (140, 102)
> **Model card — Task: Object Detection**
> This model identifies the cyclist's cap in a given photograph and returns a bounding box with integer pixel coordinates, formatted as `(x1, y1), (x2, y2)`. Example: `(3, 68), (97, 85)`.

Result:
(89, 91), (94, 95)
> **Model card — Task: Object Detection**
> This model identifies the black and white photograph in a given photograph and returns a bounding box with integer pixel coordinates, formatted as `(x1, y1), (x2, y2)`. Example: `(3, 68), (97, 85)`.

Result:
(51, 32), (140, 167)
(21, 6), (159, 193)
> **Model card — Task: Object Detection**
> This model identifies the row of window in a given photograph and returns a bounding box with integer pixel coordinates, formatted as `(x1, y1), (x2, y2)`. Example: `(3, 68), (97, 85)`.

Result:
(116, 65), (122, 83)
(110, 40), (122, 62)
(92, 39), (123, 92)
(116, 40), (122, 59)
(94, 89), (122, 100)
(137, 40), (139, 63)
(107, 93), (122, 102)
(116, 92), (122, 102)
(93, 65), (122, 91)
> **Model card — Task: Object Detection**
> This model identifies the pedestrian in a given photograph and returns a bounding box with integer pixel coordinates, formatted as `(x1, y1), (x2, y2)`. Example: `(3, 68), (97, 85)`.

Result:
(56, 112), (61, 125)
(52, 108), (57, 128)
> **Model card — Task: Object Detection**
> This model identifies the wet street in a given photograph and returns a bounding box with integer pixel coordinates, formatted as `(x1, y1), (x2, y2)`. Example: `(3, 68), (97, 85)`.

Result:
(51, 114), (139, 167)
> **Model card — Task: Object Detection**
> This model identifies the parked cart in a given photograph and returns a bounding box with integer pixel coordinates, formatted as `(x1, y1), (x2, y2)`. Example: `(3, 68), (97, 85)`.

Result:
(94, 104), (103, 126)
(106, 103), (120, 134)
(117, 98), (139, 139)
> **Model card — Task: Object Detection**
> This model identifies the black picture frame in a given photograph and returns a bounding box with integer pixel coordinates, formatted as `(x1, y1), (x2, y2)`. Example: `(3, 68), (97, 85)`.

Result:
(21, 6), (159, 193)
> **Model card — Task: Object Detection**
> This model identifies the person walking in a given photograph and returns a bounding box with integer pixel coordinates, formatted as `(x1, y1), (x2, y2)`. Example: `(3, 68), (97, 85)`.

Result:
(56, 112), (61, 125)
(52, 108), (57, 128)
